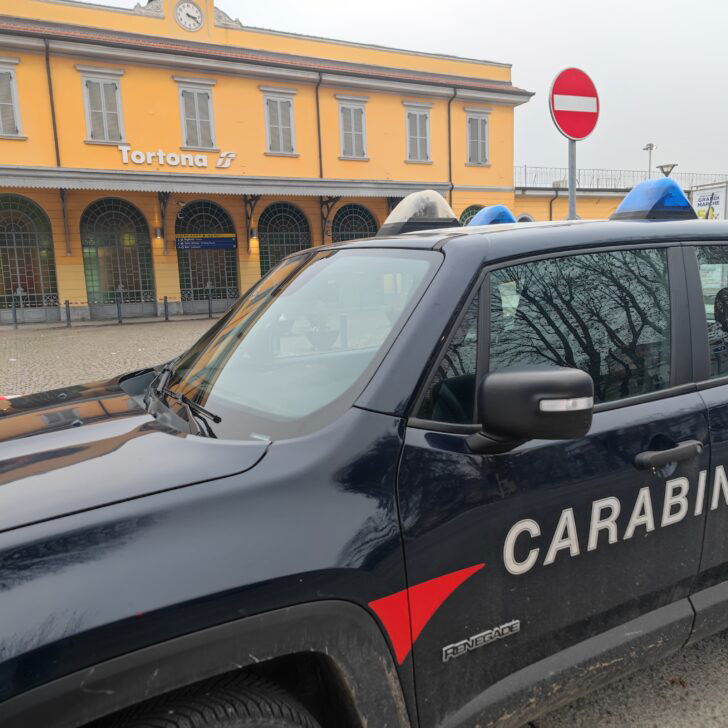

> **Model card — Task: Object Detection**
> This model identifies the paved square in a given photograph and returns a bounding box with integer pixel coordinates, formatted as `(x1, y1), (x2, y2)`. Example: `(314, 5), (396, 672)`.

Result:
(0, 319), (213, 395)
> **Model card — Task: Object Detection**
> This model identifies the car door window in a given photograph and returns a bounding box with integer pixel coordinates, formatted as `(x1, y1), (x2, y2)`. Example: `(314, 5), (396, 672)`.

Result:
(417, 293), (479, 423)
(489, 248), (671, 403)
(695, 246), (728, 378)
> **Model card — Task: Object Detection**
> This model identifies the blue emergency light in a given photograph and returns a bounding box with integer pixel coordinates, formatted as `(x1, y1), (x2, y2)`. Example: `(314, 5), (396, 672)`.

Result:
(610, 178), (697, 221)
(468, 205), (517, 226)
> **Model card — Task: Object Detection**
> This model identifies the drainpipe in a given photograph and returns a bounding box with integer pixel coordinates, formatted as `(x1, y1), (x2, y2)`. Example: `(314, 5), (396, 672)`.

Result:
(315, 72), (323, 180)
(447, 88), (455, 206)
(45, 39), (71, 256)
(44, 39), (61, 168)
(549, 188), (560, 221)
(314, 73), (325, 246)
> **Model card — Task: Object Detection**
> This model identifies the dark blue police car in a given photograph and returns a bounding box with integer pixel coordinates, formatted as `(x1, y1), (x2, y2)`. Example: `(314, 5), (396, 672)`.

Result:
(1, 179), (728, 728)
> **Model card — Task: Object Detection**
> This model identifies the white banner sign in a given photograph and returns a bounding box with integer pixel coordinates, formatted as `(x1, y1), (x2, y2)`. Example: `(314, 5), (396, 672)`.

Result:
(695, 187), (725, 220)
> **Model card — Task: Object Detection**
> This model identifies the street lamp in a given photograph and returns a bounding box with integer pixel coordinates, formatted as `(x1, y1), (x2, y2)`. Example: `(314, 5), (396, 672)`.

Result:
(657, 163), (677, 177)
(643, 143), (657, 178)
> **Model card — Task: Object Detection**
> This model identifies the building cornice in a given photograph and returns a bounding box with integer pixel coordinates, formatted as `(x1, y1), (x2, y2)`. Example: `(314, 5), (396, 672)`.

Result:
(29, 0), (164, 18)
(515, 187), (628, 198)
(319, 74), (530, 105)
(0, 165), (458, 197)
(0, 33), (44, 52)
(75, 63), (124, 77)
(47, 38), (320, 84)
(0, 16), (534, 103)
(453, 184), (515, 192)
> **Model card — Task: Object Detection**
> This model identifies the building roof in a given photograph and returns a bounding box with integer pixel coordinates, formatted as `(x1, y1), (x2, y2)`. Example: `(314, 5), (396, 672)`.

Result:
(0, 165), (453, 197)
(0, 14), (533, 99)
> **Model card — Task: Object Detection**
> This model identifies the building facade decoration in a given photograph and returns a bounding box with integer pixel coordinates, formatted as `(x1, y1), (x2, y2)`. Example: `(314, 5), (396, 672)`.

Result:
(213, 6), (243, 29)
(132, 0), (164, 17)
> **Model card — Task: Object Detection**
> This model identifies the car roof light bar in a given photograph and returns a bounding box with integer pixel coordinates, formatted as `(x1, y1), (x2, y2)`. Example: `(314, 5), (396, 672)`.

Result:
(468, 205), (517, 226)
(610, 178), (697, 221)
(377, 190), (460, 237)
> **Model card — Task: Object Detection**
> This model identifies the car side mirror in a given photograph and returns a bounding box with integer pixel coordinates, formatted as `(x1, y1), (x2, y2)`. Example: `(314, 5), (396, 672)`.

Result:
(467, 366), (594, 454)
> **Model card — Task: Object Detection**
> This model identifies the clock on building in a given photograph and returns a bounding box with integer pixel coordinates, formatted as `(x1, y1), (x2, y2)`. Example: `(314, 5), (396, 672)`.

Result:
(175, 1), (204, 30)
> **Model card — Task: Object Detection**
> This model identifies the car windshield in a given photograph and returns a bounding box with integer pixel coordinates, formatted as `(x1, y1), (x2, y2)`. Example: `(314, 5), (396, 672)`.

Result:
(167, 248), (440, 441)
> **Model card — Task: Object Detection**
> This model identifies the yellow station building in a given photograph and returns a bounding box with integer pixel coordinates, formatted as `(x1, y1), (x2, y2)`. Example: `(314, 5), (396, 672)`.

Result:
(0, 0), (539, 321)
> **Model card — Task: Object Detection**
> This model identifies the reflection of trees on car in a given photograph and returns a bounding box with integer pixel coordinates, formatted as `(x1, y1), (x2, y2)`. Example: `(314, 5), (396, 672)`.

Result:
(696, 247), (728, 378)
(490, 249), (670, 403)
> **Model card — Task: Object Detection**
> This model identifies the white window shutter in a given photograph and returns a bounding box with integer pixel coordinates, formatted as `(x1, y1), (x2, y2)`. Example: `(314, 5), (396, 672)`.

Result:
(197, 91), (213, 147)
(281, 99), (293, 153)
(467, 116), (488, 164)
(419, 113), (429, 160)
(0, 72), (17, 135)
(341, 106), (353, 157)
(467, 117), (477, 162)
(265, 96), (295, 153)
(353, 107), (365, 157)
(479, 117), (488, 163)
(181, 89), (198, 147)
(103, 82), (121, 141)
(86, 80), (105, 140)
(281, 123), (293, 153)
(267, 97), (280, 151)
(407, 112), (417, 160)
(102, 81), (118, 115)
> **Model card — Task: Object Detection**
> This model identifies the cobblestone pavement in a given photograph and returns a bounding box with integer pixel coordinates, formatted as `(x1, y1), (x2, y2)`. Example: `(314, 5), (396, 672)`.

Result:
(3, 319), (728, 726)
(0, 319), (213, 394)
(536, 629), (728, 727)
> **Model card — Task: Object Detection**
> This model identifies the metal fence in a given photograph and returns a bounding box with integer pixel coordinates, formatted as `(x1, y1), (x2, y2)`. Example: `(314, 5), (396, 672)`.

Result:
(2, 292), (236, 329)
(514, 166), (728, 190)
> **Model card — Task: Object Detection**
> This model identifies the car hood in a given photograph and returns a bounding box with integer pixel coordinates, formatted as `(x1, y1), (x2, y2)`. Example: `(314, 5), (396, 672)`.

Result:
(0, 377), (268, 533)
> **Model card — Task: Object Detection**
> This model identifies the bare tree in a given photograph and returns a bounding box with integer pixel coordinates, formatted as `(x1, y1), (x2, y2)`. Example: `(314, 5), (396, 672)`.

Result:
(490, 249), (670, 402)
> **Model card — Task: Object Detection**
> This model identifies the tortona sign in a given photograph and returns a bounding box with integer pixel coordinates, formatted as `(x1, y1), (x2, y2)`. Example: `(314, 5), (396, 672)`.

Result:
(117, 145), (237, 169)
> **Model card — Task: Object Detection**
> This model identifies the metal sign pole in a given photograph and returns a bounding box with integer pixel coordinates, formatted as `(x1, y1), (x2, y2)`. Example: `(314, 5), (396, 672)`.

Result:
(568, 139), (577, 220)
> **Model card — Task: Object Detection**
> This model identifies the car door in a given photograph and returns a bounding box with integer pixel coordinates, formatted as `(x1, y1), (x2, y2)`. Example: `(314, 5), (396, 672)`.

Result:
(685, 242), (728, 642)
(397, 244), (709, 728)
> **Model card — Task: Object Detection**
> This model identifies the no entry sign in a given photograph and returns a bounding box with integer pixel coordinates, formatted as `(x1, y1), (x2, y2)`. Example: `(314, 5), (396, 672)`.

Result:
(549, 68), (599, 141)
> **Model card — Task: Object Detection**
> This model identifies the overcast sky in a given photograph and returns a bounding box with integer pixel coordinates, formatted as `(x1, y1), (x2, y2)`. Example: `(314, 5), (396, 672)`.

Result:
(91, 0), (721, 173)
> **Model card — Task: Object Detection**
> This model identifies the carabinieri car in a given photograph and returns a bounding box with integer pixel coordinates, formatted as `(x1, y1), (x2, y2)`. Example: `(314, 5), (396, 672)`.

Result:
(3, 180), (728, 728)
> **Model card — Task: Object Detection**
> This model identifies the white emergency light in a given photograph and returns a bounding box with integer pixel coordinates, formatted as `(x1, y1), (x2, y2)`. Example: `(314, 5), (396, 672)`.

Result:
(377, 190), (460, 236)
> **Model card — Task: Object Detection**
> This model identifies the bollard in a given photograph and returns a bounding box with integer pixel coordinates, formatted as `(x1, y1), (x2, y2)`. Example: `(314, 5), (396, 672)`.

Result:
(207, 288), (213, 319)
(164, 295), (169, 321)
(116, 296), (123, 325)
(11, 298), (17, 329)
(65, 300), (71, 327)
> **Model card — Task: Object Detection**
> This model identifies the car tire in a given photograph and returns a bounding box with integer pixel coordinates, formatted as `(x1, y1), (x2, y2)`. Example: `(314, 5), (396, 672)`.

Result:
(97, 672), (323, 728)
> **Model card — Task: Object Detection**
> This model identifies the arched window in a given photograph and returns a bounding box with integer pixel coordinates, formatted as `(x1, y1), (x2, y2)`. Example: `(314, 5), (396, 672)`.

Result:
(459, 205), (483, 225)
(517, 213), (535, 223)
(0, 195), (59, 322)
(257, 203), (311, 276)
(175, 200), (239, 314)
(331, 204), (378, 242)
(80, 198), (155, 319)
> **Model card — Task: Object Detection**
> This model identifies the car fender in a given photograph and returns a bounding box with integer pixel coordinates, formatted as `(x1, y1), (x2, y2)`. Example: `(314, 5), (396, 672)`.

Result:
(0, 599), (411, 728)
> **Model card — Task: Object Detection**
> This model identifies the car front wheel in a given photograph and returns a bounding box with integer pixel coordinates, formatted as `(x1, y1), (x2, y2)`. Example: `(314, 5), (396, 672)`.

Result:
(97, 672), (322, 728)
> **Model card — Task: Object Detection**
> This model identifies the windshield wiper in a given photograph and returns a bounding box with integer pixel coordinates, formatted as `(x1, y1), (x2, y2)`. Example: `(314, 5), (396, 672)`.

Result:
(160, 387), (222, 439)
(143, 362), (175, 411)
(143, 362), (222, 438)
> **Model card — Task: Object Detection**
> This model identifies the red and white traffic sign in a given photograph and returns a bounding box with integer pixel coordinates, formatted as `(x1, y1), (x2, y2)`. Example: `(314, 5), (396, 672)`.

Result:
(549, 68), (599, 141)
